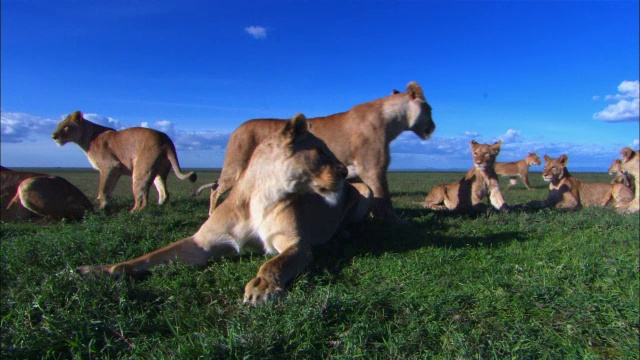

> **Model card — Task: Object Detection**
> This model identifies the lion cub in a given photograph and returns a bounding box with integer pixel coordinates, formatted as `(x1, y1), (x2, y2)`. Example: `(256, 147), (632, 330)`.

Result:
(495, 152), (541, 189)
(77, 114), (372, 306)
(608, 158), (633, 188)
(542, 154), (633, 210)
(423, 140), (507, 211)
(52, 111), (196, 212)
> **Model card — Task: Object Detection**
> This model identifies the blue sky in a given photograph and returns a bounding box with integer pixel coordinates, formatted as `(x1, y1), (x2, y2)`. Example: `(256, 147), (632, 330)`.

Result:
(2, 0), (638, 171)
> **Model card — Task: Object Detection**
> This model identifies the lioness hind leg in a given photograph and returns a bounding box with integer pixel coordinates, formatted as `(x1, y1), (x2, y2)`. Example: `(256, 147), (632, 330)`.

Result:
(153, 175), (170, 205)
(423, 185), (446, 209)
(4, 191), (38, 221)
(77, 235), (239, 278)
(131, 169), (156, 212)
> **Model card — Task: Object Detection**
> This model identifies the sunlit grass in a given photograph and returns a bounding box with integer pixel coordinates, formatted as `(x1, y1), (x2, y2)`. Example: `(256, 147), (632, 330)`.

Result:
(1, 169), (638, 358)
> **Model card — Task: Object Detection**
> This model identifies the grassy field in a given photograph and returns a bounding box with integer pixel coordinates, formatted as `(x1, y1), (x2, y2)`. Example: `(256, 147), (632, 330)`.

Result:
(1, 168), (638, 359)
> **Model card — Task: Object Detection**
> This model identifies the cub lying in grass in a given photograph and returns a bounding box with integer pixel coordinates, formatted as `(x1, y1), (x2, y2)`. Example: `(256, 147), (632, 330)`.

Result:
(495, 152), (541, 190)
(77, 114), (372, 306)
(1, 167), (93, 221)
(422, 140), (507, 212)
(542, 154), (633, 210)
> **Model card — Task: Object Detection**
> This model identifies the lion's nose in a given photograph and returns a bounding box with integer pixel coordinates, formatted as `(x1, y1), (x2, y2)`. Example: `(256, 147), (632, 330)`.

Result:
(51, 133), (58, 140)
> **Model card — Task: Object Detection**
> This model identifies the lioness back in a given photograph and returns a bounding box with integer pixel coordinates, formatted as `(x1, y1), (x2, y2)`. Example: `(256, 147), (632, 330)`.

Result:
(1, 168), (93, 221)
(205, 82), (435, 222)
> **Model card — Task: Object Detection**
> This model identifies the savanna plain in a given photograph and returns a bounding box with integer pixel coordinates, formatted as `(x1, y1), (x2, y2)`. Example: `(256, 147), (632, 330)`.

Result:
(1, 169), (638, 359)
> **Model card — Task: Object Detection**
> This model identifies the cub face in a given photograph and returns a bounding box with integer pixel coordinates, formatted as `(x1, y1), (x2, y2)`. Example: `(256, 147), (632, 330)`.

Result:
(264, 113), (348, 206)
(470, 140), (501, 171)
(52, 111), (85, 146)
(542, 154), (568, 182)
(608, 158), (622, 175)
(527, 152), (542, 166)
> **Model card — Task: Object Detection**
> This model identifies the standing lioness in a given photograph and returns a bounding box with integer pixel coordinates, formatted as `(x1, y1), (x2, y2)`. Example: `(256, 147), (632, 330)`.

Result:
(77, 114), (372, 306)
(52, 111), (196, 212)
(193, 82), (435, 221)
(495, 152), (541, 189)
(1, 167), (93, 221)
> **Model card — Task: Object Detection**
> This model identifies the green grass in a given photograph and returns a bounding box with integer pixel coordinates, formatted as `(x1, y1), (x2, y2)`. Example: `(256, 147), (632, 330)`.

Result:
(1, 169), (638, 359)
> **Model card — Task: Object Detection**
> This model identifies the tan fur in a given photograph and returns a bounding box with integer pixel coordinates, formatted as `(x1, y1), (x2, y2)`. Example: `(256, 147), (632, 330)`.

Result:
(608, 159), (632, 187)
(619, 147), (640, 213)
(422, 141), (507, 211)
(541, 154), (633, 210)
(52, 111), (197, 212)
(495, 152), (541, 189)
(193, 82), (435, 221)
(1, 167), (93, 221)
(77, 114), (373, 306)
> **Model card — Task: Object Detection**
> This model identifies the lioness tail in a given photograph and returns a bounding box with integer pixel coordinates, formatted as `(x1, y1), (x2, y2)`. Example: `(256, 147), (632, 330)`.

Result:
(192, 182), (217, 197)
(166, 144), (197, 182)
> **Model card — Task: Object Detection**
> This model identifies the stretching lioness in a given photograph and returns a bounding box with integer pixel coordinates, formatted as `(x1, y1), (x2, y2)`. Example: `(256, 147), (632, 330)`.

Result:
(422, 141), (507, 211)
(52, 111), (197, 212)
(495, 152), (541, 189)
(541, 154), (633, 210)
(1, 167), (93, 221)
(193, 82), (435, 221)
(619, 147), (639, 213)
(77, 114), (373, 306)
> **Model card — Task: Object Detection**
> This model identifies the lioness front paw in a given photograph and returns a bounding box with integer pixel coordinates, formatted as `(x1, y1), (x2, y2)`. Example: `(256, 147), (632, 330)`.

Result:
(243, 276), (283, 306)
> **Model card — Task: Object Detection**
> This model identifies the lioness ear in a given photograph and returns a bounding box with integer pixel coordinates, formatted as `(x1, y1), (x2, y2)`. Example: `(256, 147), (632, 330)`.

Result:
(70, 111), (84, 125)
(620, 147), (634, 162)
(282, 113), (309, 141)
(392, 89), (400, 95)
(491, 140), (502, 153)
(559, 154), (568, 166)
(406, 81), (424, 100)
(544, 154), (551, 162)
(469, 140), (479, 149)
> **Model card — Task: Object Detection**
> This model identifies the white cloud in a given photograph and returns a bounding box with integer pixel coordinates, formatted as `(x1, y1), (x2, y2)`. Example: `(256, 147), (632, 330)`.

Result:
(244, 26), (267, 39)
(498, 129), (521, 143)
(1, 112), (58, 143)
(83, 113), (122, 129)
(593, 80), (639, 122)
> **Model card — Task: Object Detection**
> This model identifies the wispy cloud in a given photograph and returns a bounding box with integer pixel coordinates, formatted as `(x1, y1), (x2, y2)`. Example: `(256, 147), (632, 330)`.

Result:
(140, 120), (229, 151)
(498, 129), (521, 143)
(244, 26), (267, 39)
(83, 113), (122, 130)
(593, 80), (639, 122)
(1, 112), (58, 143)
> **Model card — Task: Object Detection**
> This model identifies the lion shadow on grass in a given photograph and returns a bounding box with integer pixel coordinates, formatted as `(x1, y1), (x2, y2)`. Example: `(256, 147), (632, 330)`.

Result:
(306, 207), (528, 282)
